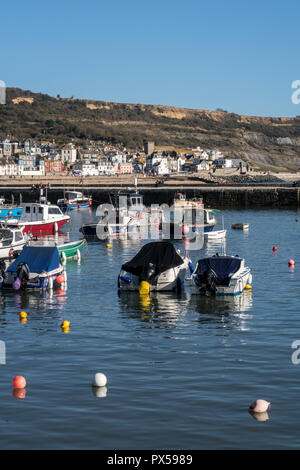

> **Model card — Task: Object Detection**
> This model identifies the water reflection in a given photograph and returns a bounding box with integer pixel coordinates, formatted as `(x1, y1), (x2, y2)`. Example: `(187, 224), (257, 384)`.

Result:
(1, 289), (67, 312)
(249, 410), (270, 422)
(188, 292), (253, 331)
(118, 291), (190, 327)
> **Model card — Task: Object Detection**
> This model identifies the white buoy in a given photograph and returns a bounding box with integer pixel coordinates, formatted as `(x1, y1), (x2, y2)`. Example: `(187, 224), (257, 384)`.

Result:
(92, 373), (107, 387)
(249, 399), (270, 413)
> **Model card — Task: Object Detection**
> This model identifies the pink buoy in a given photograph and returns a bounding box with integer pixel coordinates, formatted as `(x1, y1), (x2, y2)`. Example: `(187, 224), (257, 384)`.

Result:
(139, 213), (144, 219)
(288, 259), (295, 267)
(182, 225), (189, 235)
(13, 278), (21, 290)
(56, 274), (65, 284)
(8, 210), (12, 216)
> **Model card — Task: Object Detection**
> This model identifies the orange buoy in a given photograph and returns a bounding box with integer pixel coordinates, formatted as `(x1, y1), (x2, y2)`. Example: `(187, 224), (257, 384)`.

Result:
(56, 274), (65, 284)
(12, 376), (26, 389)
(288, 259), (295, 267)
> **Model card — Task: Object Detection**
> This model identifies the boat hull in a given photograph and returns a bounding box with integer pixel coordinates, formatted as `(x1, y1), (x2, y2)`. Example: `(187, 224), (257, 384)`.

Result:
(11, 219), (69, 235)
(118, 261), (189, 292)
(187, 269), (252, 296)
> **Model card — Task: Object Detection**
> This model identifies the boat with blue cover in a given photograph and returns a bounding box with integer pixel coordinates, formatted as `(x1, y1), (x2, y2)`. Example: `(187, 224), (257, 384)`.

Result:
(186, 254), (252, 296)
(0, 246), (66, 290)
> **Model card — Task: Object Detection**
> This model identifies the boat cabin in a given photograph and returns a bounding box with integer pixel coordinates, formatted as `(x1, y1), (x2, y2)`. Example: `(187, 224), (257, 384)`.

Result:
(19, 203), (64, 222)
(0, 227), (25, 245)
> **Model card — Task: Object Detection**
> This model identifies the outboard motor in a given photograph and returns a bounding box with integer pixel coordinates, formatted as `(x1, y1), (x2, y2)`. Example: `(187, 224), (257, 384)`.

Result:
(0, 260), (6, 281)
(140, 263), (156, 282)
(205, 268), (218, 294)
(15, 262), (30, 290)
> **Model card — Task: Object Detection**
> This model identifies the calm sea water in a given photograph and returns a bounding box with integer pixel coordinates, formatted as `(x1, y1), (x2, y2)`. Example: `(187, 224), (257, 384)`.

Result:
(0, 207), (300, 449)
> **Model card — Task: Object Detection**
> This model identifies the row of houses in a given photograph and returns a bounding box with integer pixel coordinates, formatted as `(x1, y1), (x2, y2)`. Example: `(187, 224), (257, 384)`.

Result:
(0, 138), (247, 176)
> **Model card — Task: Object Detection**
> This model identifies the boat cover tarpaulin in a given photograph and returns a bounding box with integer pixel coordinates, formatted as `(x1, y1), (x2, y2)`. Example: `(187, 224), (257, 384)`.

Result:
(7, 246), (60, 273)
(122, 241), (184, 276)
(195, 256), (242, 284)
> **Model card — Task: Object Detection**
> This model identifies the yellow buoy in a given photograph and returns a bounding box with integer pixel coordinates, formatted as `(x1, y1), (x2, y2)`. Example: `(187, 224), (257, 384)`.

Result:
(106, 243), (111, 248)
(62, 326), (70, 334)
(139, 281), (150, 295)
(245, 284), (252, 290)
(19, 311), (27, 320)
(61, 320), (70, 329)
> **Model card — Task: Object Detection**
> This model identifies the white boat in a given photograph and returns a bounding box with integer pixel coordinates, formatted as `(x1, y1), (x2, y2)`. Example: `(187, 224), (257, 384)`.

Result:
(118, 241), (191, 292)
(0, 226), (29, 259)
(204, 229), (227, 240)
(187, 254), (252, 296)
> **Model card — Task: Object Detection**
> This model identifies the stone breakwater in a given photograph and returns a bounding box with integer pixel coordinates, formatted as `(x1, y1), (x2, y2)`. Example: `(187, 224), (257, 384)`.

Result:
(1, 185), (300, 209)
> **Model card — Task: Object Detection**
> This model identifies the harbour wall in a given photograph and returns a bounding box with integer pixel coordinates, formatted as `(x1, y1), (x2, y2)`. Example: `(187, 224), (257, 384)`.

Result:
(1, 185), (300, 209)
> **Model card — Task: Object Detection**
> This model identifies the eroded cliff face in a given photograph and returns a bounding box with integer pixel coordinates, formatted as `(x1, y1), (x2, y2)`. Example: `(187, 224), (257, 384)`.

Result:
(2, 88), (300, 169)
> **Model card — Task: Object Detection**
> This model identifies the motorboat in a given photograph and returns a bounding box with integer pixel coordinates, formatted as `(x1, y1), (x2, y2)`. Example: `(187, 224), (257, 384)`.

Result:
(204, 229), (227, 240)
(118, 241), (191, 292)
(187, 254), (252, 296)
(29, 237), (86, 263)
(57, 191), (92, 210)
(0, 246), (66, 291)
(0, 226), (29, 259)
(7, 202), (70, 235)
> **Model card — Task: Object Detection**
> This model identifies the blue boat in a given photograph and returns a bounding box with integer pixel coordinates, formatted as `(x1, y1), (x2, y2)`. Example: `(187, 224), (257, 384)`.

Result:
(57, 191), (92, 211)
(0, 246), (66, 290)
(0, 206), (23, 221)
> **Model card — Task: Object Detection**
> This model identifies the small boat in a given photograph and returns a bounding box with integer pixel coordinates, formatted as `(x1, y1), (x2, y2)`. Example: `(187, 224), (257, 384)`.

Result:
(0, 195), (23, 221)
(204, 229), (227, 240)
(187, 254), (252, 296)
(0, 226), (29, 260)
(0, 246), (66, 291)
(7, 202), (70, 235)
(118, 241), (191, 292)
(29, 237), (86, 262)
(57, 191), (92, 211)
(232, 223), (249, 230)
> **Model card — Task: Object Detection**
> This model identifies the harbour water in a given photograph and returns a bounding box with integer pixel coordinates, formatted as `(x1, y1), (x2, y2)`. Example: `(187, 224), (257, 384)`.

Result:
(0, 207), (300, 449)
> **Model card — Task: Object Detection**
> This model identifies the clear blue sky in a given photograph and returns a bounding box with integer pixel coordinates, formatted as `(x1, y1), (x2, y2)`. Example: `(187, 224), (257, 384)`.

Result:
(1, 0), (300, 116)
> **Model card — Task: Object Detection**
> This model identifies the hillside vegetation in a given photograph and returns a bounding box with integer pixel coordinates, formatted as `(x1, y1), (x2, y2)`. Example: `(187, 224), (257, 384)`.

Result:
(1, 88), (300, 169)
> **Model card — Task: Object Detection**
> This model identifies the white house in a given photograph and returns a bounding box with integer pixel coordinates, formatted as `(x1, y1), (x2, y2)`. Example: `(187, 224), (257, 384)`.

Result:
(61, 144), (77, 164)
(145, 154), (169, 175)
(214, 158), (232, 169)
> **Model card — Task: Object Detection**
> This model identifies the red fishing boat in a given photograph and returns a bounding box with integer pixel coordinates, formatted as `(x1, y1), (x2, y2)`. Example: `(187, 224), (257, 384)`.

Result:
(8, 202), (70, 235)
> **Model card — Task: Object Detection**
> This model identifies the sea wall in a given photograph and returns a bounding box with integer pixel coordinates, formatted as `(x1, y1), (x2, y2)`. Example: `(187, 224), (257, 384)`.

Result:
(1, 185), (300, 209)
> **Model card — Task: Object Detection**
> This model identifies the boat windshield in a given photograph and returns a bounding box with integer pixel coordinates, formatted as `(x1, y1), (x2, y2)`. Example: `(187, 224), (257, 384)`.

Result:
(0, 229), (13, 241)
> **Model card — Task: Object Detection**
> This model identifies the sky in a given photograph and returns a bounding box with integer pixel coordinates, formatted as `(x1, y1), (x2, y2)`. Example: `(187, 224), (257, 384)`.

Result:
(1, 0), (300, 117)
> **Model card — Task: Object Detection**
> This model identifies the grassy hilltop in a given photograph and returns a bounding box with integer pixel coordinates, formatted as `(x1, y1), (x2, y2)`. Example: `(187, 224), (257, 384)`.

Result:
(1, 88), (300, 170)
